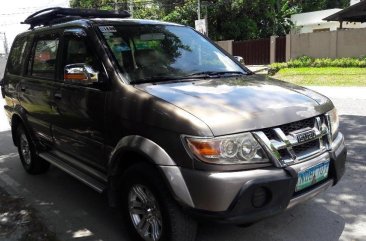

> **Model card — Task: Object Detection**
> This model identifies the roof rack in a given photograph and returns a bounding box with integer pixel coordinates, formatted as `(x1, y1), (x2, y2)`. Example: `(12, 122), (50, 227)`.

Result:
(22, 7), (131, 29)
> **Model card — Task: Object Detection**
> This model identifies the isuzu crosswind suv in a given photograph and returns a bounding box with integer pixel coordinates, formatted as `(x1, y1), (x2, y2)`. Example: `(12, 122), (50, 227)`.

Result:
(1, 8), (347, 241)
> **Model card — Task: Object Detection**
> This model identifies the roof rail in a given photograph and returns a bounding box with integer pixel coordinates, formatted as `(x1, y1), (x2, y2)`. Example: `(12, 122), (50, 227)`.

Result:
(22, 7), (131, 29)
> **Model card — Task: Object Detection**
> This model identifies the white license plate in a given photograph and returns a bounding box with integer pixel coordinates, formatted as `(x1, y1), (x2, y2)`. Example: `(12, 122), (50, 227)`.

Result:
(296, 161), (330, 192)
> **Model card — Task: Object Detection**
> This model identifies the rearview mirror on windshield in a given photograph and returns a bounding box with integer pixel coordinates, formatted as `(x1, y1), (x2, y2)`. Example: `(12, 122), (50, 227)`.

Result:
(140, 33), (165, 41)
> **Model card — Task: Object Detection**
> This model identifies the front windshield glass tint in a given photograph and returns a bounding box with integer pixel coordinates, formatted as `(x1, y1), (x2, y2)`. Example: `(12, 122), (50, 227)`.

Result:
(99, 24), (246, 83)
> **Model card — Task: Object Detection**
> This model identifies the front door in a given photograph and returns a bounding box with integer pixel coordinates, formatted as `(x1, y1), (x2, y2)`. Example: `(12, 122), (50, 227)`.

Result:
(52, 30), (107, 171)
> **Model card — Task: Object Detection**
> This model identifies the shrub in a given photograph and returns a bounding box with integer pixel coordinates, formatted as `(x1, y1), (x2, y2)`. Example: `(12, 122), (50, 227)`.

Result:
(268, 62), (287, 75)
(269, 56), (366, 75)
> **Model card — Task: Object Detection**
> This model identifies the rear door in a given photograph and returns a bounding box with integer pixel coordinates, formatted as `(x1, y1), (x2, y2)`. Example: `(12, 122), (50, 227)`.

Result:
(19, 32), (60, 144)
(51, 28), (107, 171)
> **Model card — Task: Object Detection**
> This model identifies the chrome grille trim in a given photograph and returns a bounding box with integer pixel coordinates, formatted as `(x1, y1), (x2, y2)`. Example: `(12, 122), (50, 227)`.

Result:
(325, 113), (333, 146)
(253, 116), (331, 167)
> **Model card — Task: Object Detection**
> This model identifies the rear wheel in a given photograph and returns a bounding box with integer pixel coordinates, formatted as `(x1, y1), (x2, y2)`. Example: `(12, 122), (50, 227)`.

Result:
(16, 126), (50, 174)
(121, 163), (197, 241)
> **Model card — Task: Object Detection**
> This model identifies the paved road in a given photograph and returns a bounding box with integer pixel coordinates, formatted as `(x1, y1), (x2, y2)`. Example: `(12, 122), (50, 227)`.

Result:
(0, 87), (365, 241)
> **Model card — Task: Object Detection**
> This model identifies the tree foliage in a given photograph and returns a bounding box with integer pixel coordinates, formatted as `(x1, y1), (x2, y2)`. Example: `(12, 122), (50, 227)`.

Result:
(69, 0), (350, 41)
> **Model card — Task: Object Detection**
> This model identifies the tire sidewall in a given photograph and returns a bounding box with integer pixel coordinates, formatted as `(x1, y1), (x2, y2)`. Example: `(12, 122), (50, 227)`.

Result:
(17, 126), (34, 171)
(121, 165), (172, 241)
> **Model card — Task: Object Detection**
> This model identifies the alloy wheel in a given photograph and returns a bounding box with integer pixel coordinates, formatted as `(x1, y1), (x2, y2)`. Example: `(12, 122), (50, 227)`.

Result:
(20, 133), (31, 165)
(128, 184), (163, 241)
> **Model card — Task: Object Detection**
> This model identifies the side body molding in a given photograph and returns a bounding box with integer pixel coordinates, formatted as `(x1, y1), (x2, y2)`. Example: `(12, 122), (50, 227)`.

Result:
(108, 135), (194, 208)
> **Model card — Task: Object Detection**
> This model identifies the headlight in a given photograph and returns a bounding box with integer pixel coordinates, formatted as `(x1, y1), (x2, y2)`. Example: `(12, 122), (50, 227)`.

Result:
(327, 108), (339, 138)
(183, 133), (269, 165)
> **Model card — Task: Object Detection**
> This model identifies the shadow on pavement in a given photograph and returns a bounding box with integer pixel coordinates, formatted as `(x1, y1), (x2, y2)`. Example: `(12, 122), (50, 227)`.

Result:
(0, 130), (128, 241)
(339, 115), (366, 164)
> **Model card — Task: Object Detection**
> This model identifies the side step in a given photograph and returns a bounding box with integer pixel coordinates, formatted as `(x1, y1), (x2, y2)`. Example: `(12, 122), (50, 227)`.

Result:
(39, 152), (107, 193)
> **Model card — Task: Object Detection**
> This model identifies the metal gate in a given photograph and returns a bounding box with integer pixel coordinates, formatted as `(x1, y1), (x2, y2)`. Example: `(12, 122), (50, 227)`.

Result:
(275, 36), (286, 63)
(233, 38), (270, 65)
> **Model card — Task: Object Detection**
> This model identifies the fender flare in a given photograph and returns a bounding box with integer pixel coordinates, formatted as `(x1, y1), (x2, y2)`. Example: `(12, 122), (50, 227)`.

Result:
(10, 107), (36, 147)
(108, 135), (176, 172)
(108, 135), (194, 208)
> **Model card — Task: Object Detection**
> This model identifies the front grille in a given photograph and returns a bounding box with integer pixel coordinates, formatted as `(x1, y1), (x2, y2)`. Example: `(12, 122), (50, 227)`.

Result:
(261, 118), (315, 140)
(293, 139), (320, 156)
(281, 118), (315, 135)
(254, 115), (331, 167)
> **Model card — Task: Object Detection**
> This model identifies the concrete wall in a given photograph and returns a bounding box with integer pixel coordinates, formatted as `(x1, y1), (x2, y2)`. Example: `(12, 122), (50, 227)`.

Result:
(337, 29), (366, 57)
(216, 40), (233, 55)
(0, 56), (7, 79)
(287, 28), (366, 60)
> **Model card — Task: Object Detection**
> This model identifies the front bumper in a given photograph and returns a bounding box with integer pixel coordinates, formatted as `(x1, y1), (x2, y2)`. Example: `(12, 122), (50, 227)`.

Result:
(179, 132), (346, 224)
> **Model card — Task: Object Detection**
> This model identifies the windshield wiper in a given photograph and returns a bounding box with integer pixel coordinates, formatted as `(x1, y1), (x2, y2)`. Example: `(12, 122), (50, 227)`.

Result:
(130, 76), (184, 84)
(186, 71), (246, 78)
(129, 71), (246, 84)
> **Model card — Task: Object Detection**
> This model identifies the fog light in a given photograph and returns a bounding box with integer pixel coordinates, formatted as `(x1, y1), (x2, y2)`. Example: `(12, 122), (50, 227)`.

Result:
(251, 187), (271, 208)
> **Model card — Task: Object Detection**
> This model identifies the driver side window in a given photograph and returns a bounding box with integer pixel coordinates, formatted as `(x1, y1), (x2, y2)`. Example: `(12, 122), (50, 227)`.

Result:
(64, 38), (98, 70)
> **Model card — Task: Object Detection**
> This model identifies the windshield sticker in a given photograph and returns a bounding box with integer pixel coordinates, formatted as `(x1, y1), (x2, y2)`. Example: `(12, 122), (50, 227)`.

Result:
(99, 26), (117, 33)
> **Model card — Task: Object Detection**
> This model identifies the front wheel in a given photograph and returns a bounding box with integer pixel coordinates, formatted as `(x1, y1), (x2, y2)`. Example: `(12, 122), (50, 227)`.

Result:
(121, 163), (197, 241)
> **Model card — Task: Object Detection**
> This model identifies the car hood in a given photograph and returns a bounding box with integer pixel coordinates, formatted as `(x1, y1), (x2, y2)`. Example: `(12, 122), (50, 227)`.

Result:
(136, 75), (334, 136)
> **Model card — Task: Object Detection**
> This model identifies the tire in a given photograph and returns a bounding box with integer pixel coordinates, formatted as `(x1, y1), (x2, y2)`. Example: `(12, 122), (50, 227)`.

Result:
(16, 125), (50, 174)
(120, 163), (197, 241)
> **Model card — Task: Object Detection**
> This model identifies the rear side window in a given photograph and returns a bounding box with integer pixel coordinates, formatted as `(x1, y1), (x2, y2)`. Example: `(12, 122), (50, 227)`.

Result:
(30, 39), (59, 79)
(7, 36), (28, 75)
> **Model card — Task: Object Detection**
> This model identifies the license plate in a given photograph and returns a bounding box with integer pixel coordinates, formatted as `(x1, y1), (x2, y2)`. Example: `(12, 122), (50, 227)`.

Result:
(296, 161), (330, 192)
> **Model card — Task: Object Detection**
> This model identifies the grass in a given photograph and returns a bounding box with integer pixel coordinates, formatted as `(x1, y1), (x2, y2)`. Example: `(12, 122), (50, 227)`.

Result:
(273, 67), (366, 86)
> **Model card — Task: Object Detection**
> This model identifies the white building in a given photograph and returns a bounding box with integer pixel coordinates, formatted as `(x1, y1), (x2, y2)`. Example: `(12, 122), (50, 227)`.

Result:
(291, 0), (366, 34)
(0, 0), (70, 54)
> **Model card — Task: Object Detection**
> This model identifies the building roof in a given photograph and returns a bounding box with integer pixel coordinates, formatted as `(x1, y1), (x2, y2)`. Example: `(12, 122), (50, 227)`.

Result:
(324, 0), (366, 22)
(292, 9), (342, 26)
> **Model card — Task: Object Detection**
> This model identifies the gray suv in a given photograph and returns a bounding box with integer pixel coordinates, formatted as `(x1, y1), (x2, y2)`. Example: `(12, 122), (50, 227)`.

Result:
(1, 8), (346, 241)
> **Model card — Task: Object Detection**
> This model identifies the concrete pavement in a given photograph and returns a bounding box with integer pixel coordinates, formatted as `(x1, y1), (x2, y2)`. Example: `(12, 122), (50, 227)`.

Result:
(246, 65), (269, 74)
(0, 98), (9, 132)
(307, 86), (366, 116)
(0, 87), (365, 241)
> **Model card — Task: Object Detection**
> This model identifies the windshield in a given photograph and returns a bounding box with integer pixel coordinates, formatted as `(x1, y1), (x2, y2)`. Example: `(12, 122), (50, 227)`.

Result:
(99, 24), (246, 84)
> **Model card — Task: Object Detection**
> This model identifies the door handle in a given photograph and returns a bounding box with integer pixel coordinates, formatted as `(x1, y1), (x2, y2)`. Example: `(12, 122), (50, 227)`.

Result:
(54, 93), (62, 99)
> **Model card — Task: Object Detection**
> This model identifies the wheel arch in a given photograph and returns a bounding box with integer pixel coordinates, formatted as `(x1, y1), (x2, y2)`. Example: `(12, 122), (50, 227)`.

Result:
(11, 113), (26, 146)
(107, 135), (194, 208)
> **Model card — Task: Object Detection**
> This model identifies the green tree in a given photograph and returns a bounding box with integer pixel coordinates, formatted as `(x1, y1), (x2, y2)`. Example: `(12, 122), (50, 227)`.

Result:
(163, 0), (298, 40)
(69, 0), (348, 41)
(270, 0), (300, 36)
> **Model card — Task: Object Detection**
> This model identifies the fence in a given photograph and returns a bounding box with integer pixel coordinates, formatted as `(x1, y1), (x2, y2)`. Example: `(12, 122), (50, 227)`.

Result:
(233, 38), (271, 65)
(216, 37), (287, 65)
(287, 28), (366, 60)
(218, 28), (366, 65)
(275, 36), (286, 63)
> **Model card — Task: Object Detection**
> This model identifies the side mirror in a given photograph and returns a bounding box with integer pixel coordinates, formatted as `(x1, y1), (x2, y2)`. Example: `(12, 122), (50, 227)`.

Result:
(64, 64), (99, 86)
(234, 56), (245, 65)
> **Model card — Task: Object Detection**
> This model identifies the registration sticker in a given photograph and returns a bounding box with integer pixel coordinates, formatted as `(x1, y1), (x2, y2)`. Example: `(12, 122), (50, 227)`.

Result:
(99, 26), (117, 33)
(296, 161), (330, 192)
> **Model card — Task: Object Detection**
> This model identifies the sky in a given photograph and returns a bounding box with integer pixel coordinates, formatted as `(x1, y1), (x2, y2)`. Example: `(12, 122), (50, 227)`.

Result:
(0, 0), (69, 53)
